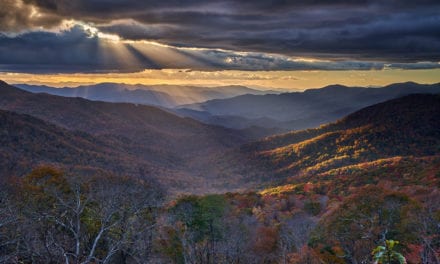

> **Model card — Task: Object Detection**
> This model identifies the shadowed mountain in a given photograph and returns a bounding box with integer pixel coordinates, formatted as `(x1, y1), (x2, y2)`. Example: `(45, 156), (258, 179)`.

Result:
(236, 93), (440, 184)
(178, 82), (440, 131)
(0, 81), (254, 193)
(0, 109), (157, 179)
(16, 83), (274, 108)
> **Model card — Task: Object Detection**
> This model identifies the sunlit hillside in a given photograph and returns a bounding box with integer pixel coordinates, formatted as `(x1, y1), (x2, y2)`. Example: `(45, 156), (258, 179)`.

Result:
(241, 94), (440, 182)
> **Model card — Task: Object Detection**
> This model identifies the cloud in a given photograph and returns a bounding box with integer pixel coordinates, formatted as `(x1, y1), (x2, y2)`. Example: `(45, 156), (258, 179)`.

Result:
(0, 25), (116, 73)
(1, 23), (439, 73)
(1, 0), (440, 72)
(0, 0), (62, 32)
(109, 7), (440, 62)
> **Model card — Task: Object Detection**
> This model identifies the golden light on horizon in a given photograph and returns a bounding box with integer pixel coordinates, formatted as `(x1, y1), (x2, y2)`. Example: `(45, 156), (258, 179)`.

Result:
(1, 69), (440, 91)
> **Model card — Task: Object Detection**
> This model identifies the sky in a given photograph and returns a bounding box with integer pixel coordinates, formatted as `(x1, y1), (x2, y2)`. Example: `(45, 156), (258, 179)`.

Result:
(1, 0), (439, 89)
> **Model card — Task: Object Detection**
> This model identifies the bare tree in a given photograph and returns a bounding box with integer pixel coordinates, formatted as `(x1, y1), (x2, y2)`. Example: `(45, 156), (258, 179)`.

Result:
(14, 167), (164, 263)
(279, 212), (317, 264)
(0, 185), (18, 263)
(86, 176), (164, 264)
(409, 192), (440, 264)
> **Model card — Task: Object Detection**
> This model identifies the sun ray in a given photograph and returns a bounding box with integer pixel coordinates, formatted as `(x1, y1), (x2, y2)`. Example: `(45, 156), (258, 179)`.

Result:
(129, 41), (206, 69)
(97, 39), (143, 71)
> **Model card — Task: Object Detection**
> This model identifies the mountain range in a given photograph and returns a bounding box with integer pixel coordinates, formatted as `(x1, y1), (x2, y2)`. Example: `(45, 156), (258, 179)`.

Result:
(17, 82), (440, 137)
(16, 83), (275, 108)
(178, 82), (440, 131)
(1, 80), (439, 194)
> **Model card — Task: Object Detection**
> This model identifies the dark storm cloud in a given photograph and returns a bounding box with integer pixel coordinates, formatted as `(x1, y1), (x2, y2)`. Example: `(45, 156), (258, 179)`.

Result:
(0, 0), (62, 31)
(28, 0), (440, 61)
(1, 25), (439, 73)
(0, 25), (167, 73)
(0, 26), (104, 72)
(95, 8), (440, 62)
(1, 0), (440, 72)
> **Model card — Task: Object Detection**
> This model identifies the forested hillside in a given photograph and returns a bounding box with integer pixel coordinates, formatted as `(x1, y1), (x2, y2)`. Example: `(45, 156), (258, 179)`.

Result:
(0, 109), (152, 178)
(155, 92), (440, 263)
(239, 94), (440, 182)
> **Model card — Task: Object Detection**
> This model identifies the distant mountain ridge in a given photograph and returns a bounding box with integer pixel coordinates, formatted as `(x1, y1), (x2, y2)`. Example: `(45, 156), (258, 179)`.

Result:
(17, 81), (440, 134)
(178, 82), (440, 131)
(16, 83), (274, 108)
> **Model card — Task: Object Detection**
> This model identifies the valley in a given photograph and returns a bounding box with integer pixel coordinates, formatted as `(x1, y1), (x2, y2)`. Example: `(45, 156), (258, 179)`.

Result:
(0, 80), (439, 263)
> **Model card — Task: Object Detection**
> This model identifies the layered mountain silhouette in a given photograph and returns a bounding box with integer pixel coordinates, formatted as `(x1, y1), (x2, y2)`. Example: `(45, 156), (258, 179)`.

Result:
(179, 82), (440, 131)
(16, 83), (273, 108)
(19, 82), (440, 135)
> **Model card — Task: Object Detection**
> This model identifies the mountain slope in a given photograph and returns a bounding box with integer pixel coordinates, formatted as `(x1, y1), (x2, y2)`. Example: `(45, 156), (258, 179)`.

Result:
(0, 109), (157, 179)
(180, 82), (440, 130)
(237, 93), (440, 182)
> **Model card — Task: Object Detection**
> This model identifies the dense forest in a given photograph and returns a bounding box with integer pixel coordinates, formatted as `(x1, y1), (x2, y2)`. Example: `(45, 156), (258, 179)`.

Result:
(1, 159), (438, 263)
(1, 81), (439, 263)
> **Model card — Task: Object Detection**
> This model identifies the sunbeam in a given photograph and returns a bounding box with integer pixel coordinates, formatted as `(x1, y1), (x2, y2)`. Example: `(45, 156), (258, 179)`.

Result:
(97, 39), (143, 71)
(129, 41), (206, 69)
